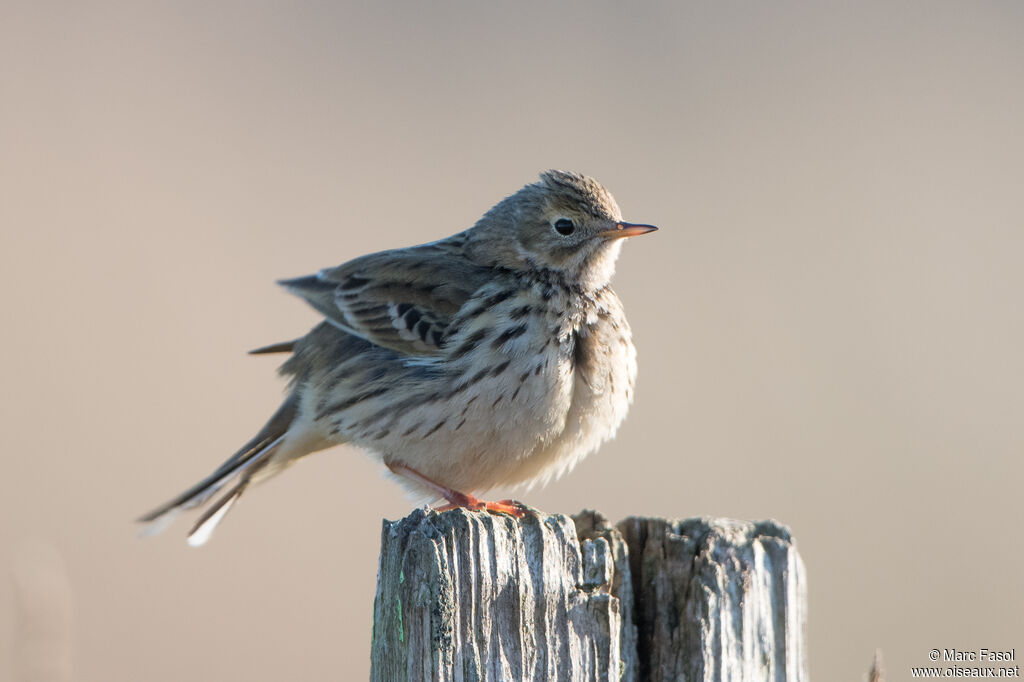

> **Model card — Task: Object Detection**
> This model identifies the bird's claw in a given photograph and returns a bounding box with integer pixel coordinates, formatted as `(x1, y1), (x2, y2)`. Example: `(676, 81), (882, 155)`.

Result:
(481, 498), (529, 518)
(434, 496), (529, 518)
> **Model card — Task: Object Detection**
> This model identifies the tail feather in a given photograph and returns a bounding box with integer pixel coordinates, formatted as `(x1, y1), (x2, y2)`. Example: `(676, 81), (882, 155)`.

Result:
(187, 479), (250, 547)
(137, 395), (298, 532)
(136, 432), (276, 524)
(248, 340), (297, 355)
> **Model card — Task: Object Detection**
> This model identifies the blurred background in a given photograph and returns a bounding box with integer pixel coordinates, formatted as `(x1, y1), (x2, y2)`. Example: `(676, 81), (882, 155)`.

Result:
(2, 1), (1022, 680)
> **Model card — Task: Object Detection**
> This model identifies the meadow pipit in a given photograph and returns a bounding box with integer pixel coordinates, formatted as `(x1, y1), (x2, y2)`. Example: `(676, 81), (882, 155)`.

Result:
(140, 170), (656, 545)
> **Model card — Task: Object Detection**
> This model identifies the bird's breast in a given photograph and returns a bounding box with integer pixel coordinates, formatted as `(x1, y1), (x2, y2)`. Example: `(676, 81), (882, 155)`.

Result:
(333, 281), (637, 495)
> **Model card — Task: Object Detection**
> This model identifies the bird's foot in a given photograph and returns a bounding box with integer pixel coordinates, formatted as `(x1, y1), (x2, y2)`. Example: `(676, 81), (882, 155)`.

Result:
(384, 460), (528, 518)
(434, 494), (528, 518)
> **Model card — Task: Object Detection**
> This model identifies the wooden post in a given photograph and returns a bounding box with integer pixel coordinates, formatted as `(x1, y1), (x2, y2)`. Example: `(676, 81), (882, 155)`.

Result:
(371, 509), (807, 682)
(617, 517), (807, 682)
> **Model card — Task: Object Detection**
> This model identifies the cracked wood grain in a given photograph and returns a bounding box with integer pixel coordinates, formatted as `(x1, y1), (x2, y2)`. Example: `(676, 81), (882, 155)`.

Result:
(371, 510), (806, 682)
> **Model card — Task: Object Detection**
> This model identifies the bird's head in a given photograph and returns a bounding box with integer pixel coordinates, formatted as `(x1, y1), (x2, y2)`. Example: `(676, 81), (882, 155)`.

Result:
(464, 170), (657, 290)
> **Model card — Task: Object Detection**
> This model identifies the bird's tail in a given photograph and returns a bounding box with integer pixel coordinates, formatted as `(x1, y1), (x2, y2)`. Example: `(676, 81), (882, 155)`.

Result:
(137, 394), (298, 546)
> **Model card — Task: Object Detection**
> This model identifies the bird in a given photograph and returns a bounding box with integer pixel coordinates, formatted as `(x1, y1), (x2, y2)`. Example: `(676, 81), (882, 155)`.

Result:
(139, 170), (657, 545)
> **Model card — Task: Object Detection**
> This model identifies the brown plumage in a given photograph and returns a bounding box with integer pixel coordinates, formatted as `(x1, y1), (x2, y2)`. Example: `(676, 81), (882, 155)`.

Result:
(140, 170), (657, 545)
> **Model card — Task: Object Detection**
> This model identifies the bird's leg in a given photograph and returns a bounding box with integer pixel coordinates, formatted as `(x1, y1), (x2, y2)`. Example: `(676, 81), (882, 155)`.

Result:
(433, 498), (528, 517)
(385, 460), (527, 518)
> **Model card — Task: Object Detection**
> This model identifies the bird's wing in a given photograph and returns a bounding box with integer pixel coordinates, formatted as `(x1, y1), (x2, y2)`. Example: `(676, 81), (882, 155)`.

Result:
(280, 236), (491, 355)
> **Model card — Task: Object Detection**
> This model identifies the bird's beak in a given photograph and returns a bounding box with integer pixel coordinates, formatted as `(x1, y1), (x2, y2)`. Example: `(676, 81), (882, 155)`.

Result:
(598, 222), (659, 240)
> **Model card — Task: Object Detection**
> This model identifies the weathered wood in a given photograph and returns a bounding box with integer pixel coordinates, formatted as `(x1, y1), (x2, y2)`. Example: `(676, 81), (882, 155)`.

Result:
(371, 510), (806, 682)
(867, 650), (885, 682)
(371, 508), (622, 682)
(618, 517), (807, 682)
(573, 510), (639, 682)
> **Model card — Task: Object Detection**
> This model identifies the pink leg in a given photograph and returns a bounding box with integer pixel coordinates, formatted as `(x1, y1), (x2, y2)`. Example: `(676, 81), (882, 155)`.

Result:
(385, 460), (527, 518)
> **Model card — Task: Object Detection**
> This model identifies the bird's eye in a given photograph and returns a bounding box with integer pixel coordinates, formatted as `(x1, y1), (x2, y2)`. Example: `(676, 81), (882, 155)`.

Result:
(553, 218), (575, 236)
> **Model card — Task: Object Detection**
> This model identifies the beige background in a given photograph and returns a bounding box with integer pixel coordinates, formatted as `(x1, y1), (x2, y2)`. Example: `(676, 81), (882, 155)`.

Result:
(2, 1), (1022, 680)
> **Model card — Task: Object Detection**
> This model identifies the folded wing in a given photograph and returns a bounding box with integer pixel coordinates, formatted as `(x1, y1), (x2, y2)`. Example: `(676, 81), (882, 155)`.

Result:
(279, 237), (491, 356)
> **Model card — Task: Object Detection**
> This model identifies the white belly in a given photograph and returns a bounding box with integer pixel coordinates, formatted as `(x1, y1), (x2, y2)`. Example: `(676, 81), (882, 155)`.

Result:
(324, 284), (637, 499)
